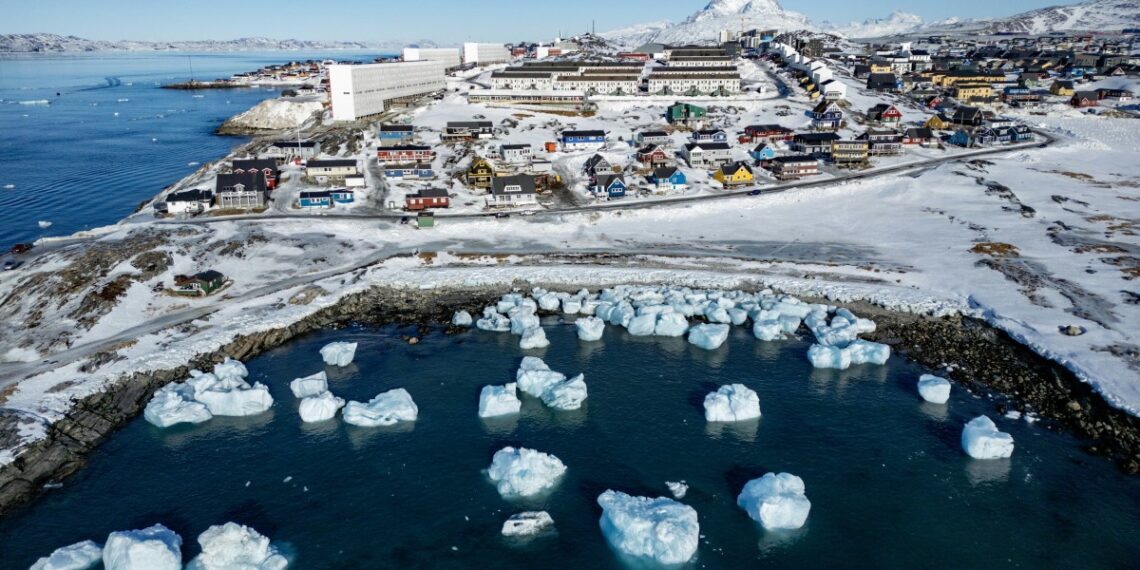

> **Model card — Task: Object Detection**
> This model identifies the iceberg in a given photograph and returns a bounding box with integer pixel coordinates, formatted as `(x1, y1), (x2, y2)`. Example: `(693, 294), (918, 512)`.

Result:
(476, 308), (511, 332)
(607, 302), (635, 327)
(143, 383), (212, 428)
(575, 316), (605, 341)
(562, 297), (582, 315)
(846, 340), (890, 365)
(704, 384), (761, 422)
(688, 324), (730, 350)
(213, 358), (249, 382)
(502, 511), (555, 537)
(319, 342), (357, 367)
(30, 540), (103, 570)
(196, 382), (274, 417)
(917, 374), (951, 405)
(778, 315), (801, 334)
(516, 357), (566, 397)
(654, 312), (689, 337)
(519, 326), (550, 349)
(103, 524), (182, 570)
(961, 415), (1014, 459)
(509, 307), (540, 335)
(806, 340), (891, 369)
(298, 391), (345, 423)
(486, 447), (567, 498)
(729, 308), (749, 326)
(478, 383), (522, 418)
(806, 344), (850, 369)
(343, 388), (419, 427)
(451, 310), (473, 327)
(666, 481), (688, 499)
(186, 522), (288, 570)
(736, 472), (811, 530)
(625, 313), (657, 336)
(289, 371), (328, 398)
(540, 374), (588, 411)
(537, 293), (561, 311)
(704, 305), (732, 324)
(596, 490), (699, 565)
(752, 320), (784, 341)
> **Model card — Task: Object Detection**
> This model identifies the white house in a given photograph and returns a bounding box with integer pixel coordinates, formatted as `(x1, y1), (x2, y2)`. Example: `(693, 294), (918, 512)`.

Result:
(489, 174), (538, 207)
(157, 189), (213, 215)
(329, 61), (446, 121)
(500, 143), (533, 165)
(306, 159), (360, 183)
(682, 142), (733, 168)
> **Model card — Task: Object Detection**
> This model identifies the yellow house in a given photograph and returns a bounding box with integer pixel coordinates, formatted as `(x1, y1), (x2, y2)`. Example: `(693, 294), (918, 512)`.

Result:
(466, 157), (496, 190)
(714, 162), (754, 186)
(925, 114), (952, 130)
(952, 83), (993, 101)
(1050, 81), (1075, 96)
(870, 62), (892, 74)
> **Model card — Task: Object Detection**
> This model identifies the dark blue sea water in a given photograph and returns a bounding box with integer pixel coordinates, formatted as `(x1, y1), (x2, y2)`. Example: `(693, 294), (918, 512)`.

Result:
(1, 320), (1137, 568)
(0, 51), (382, 246)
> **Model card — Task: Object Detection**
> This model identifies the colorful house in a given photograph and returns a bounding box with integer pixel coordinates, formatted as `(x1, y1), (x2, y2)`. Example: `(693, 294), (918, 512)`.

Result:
(383, 163), (435, 179)
(809, 101), (843, 130)
(750, 144), (776, 161)
(331, 189), (355, 204)
(714, 161), (754, 187)
(377, 124), (414, 147)
(405, 188), (450, 211)
(867, 104), (902, 126)
(648, 167), (687, 192)
(947, 129), (975, 147)
(377, 145), (435, 163)
(584, 154), (613, 178)
(636, 145), (670, 166)
(593, 174), (628, 199)
(743, 124), (794, 143)
(691, 129), (728, 144)
(466, 157), (496, 190)
(924, 114), (952, 130)
(1050, 80), (1075, 96)
(666, 102), (707, 125)
(298, 190), (332, 209)
(1071, 91), (1099, 108)
(173, 270), (226, 297)
(560, 130), (606, 151)
(231, 159), (279, 190)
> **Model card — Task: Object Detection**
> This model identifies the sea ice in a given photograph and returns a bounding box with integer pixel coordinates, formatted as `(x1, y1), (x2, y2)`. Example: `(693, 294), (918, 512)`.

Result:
(704, 384), (761, 422)
(509, 309), (539, 335)
(575, 316), (605, 341)
(298, 391), (345, 423)
(289, 371), (328, 398)
(917, 374), (952, 405)
(666, 481), (689, 499)
(451, 310), (473, 327)
(752, 320), (784, 341)
(688, 324), (730, 350)
(846, 340), (890, 365)
(476, 308), (511, 332)
(103, 524), (182, 570)
(343, 388), (419, 427)
(519, 326), (550, 349)
(478, 383), (522, 418)
(486, 447), (567, 498)
(30, 540), (103, 570)
(540, 374), (588, 411)
(516, 357), (566, 397)
(501, 511), (555, 537)
(961, 415), (1015, 459)
(626, 313), (657, 336)
(562, 297), (582, 315)
(596, 490), (699, 565)
(737, 473), (812, 530)
(654, 312), (689, 337)
(143, 383), (212, 428)
(537, 293), (561, 311)
(186, 522), (288, 570)
(806, 340), (891, 369)
(319, 342), (357, 367)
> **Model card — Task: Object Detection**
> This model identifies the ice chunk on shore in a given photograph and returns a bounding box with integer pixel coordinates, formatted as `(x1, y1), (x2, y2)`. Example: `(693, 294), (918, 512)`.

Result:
(576, 316), (605, 341)
(501, 511), (555, 537)
(213, 358), (249, 381)
(487, 447), (567, 498)
(31, 540), (103, 570)
(596, 490), (699, 565)
(540, 374), (588, 411)
(666, 481), (688, 499)
(103, 524), (182, 570)
(343, 388), (418, 427)
(289, 371), (328, 398)
(806, 340), (891, 369)
(479, 383), (522, 418)
(144, 384), (212, 428)
(752, 320), (784, 341)
(626, 313), (657, 336)
(654, 313), (689, 337)
(737, 473), (811, 530)
(688, 324), (730, 350)
(608, 302), (636, 327)
(704, 384), (761, 422)
(961, 415), (1014, 459)
(320, 342), (357, 367)
(196, 382), (274, 417)
(187, 522), (288, 570)
(510, 311), (540, 335)
(476, 308), (511, 332)
(519, 326), (550, 349)
(847, 340), (890, 365)
(562, 297), (582, 315)
(516, 357), (566, 397)
(451, 310), (473, 327)
(917, 374), (951, 405)
(299, 391), (345, 423)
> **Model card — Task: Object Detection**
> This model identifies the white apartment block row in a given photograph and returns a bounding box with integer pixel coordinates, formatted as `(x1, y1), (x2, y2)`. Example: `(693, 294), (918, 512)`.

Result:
(402, 47), (462, 70)
(329, 60), (446, 121)
(463, 42), (511, 65)
(647, 75), (742, 95)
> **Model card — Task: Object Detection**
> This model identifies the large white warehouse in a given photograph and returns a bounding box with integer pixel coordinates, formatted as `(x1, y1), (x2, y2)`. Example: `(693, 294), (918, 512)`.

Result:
(463, 42), (510, 65)
(328, 60), (445, 122)
(402, 47), (462, 70)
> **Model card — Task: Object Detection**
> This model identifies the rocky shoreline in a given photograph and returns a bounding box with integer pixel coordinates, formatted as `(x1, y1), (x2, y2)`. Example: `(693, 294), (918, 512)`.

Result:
(1, 284), (1136, 516)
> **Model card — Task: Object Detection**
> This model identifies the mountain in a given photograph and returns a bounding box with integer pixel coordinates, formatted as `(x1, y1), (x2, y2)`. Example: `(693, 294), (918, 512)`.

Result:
(0, 33), (440, 53)
(819, 11), (925, 39)
(599, 21), (674, 47)
(930, 0), (1140, 34)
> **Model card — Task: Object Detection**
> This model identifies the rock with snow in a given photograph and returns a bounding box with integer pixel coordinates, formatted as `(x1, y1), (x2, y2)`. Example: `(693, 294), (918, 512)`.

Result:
(451, 310), (473, 327)
(486, 447), (567, 498)
(343, 388), (419, 427)
(143, 383), (212, 428)
(103, 524), (182, 570)
(186, 522), (288, 570)
(917, 374), (951, 404)
(961, 415), (1015, 459)
(320, 342), (357, 367)
(30, 540), (103, 570)
(501, 511), (555, 537)
(666, 481), (689, 499)
(626, 313), (657, 336)
(516, 357), (566, 397)
(654, 312), (689, 337)
(540, 374), (588, 411)
(576, 316), (605, 341)
(519, 326), (550, 349)
(596, 490), (699, 565)
(289, 371), (328, 398)
(298, 391), (345, 422)
(737, 472), (812, 530)
(704, 384), (761, 422)
(688, 323), (730, 350)
(478, 383), (522, 418)
(219, 98), (322, 132)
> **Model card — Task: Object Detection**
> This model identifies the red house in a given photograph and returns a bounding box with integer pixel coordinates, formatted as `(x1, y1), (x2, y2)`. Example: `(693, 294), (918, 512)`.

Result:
(742, 124), (794, 143)
(1071, 91), (1099, 108)
(868, 103), (903, 125)
(377, 145), (435, 163)
(636, 144), (670, 166)
(231, 158), (278, 190)
(405, 188), (450, 211)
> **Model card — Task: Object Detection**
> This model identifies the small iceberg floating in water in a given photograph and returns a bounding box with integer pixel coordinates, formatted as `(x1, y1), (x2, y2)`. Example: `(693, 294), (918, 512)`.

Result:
(737, 472), (812, 530)
(103, 524), (182, 570)
(486, 446), (566, 498)
(478, 382), (522, 418)
(3, 184), (14, 190)
(666, 481), (689, 499)
(299, 391), (345, 423)
(501, 511), (555, 538)
(451, 310), (473, 327)
(688, 323), (730, 350)
(30, 540), (103, 570)
(917, 374), (951, 404)
(187, 161), (200, 167)
(343, 388), (418, 427)
(117, 98), (130, 102)
(597, 490), (699, 565)
(143, 358), (272, 427)
(37, 220), (52, 229)
(186, 522), (289, 570)
(961, 415), (1014, 459)
(320, 341), (357, 367)
(18, 99), (50, 105)
(704, 384), (761, 422)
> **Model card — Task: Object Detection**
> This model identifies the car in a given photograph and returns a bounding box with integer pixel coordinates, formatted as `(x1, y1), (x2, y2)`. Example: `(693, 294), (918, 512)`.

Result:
(748, 189), (762, 196)
(3, 260), (22, 271)
(9, 243), (33, 255)
(494, 212), (510, 219)
(399, 216), (410, 225)
(519, 210), (537, 216)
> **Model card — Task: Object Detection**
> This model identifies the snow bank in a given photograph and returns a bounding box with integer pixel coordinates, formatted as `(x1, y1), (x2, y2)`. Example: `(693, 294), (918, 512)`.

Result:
(704, 384), (761, 422)
(298, 391), (345, 423)
(289, 371), (328, 398)
(103, 524), (182, 570)
(486, 446), (567, 498)
(478, 383), (522, 418)
(576, 316), (605, 341)
(30, 540), (103, 570)
(540, 374), (588, 411)
(320, 342), (357, 367)
(451, 310), (473, 327)
(519, 326), (550, 349)
(186, 522), (288, 570)
(917, 374), (951, 405)
(961, 415), (1014, 459)
(596, 490), (699, 565)
(343, 388), (418, 427)
(516, 357), (566, 397)
(736, 473), (811, 530)
(501, 511), (555, 537)
(688, 324), (730, 350)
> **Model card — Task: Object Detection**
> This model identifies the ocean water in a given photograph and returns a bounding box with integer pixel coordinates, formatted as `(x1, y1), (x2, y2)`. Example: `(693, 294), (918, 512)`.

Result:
(1, 319), (1137, 568)
(0, 51), (381, 246)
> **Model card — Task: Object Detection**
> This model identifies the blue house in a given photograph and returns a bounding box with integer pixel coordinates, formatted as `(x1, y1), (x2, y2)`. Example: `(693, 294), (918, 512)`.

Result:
(750, 143), (776, 161)
(561, 130), (607, 151)
(594, 174), (628, 199)
(691, 129), (728, 144)
(809, 101), (843, 131)
(330, 189), (355, 204)
(298, 190), (332, 209)
(377, 124), (414, 147)
(946, 129), (975, 148)
(648, 167), (687, 192)
(383, 163), (434, 179)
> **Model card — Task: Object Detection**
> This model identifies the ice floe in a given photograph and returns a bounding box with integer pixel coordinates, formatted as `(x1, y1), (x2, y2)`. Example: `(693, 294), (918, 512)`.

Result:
(917, 374), (951, 405)
(501, 511), (555, 537)
(289, 371), (328, 398)
(666, 481), (689, 499)
(519, 326), (550, 349)
(688, 323), (730, 350)
(478, 383), (522, 418)
(539, 374), (588, 411)
(704, 384), (761, 422)
(102, 524), (182, 570)
(143, 358), (271, 427)
(516, 357), (566, 397)
(806, 340), (891, 370)
(737, 472), (812, 530)
(486, 446), (566, 498)
(597, 490), (699, 565)
(961, 415), (1014, 459)
(319, 341), (357, 367)
(186, 522), (288, 570)
(343, 388), (418, 427)
(298, 391), (345, 423)
(143, 383), (212, 428)
(30, 540), (103, 570)
(575, 316), (605, 341)
(451, 310), (473, 327)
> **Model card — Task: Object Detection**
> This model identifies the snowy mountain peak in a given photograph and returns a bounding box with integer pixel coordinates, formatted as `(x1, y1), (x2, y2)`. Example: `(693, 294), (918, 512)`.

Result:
(692, 0), (786, 19)
(821, 10), (926, 38)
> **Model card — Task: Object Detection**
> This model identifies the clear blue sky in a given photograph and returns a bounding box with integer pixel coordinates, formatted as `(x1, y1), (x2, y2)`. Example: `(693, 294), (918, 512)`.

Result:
(3, 0), (1079, 42)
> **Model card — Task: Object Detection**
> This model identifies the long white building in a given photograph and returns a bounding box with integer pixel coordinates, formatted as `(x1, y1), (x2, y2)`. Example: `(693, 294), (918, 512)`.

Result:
(329, 60), (445, 122)
(463, 42), (511, 65)
(402, 47), (462, 70)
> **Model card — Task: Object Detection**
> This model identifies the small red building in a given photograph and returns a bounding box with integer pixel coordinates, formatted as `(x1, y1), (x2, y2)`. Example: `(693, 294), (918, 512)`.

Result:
(868, 103), (903, 125)
(743, 124), (794, 143)
(636, 144), (670, 166)
(1071, 91), (1099, 108)
(378, 145), (435, 163)
(405, 188), (450, 211)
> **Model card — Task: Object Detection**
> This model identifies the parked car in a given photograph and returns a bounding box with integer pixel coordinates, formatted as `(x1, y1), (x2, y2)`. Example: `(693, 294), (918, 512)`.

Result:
(749, 189), (763, 196)
(9, 243), (33, 255)
(3, 260), (22, 271)
(399, 216), (410, 225)
(494, 212), (510, 219)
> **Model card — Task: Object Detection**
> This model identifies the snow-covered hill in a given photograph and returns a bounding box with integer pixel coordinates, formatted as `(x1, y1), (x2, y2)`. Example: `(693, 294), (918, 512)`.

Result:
(819, 11), (925, 39)
(0, 33), (439, 53)
(935, 0), (1140, 34)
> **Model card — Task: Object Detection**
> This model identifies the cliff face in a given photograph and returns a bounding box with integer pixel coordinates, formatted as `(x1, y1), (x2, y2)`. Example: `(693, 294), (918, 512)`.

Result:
(216, 98), (324, 135)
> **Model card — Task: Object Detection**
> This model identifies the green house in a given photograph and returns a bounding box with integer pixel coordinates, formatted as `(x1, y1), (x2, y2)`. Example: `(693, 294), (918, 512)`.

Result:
(666, 102), (706, 125)
(173, 270), (226, 297)
(417, 211), (436, 229)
